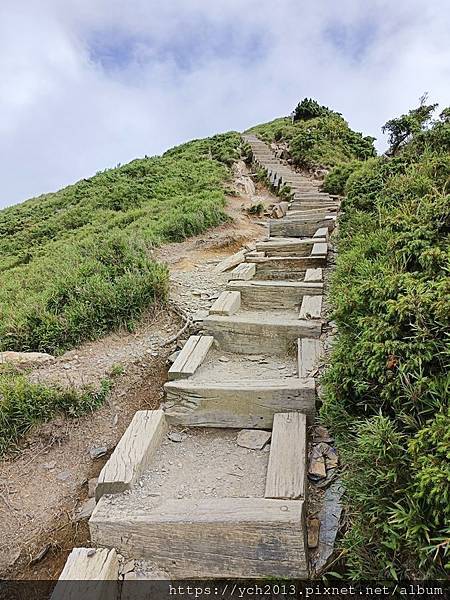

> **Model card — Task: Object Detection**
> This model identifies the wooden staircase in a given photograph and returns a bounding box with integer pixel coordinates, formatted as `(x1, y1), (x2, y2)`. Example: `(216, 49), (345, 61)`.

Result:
(54, 133), (340, 589)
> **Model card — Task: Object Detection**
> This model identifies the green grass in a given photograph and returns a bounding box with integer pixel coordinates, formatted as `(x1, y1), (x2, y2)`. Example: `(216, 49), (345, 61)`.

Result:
(320, 108), (450, 579)
(0, 132), (242, 354)
(246, 113), (375, 169)
(0, 368), (110, 454)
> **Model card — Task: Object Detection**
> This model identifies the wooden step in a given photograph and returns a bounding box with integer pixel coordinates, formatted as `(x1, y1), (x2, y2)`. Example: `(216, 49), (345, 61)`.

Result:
(314, 226), (330, 240)
(168, 335), (214, 380)
(90, 497), (308, 579)
(226, 280), (323, 310)
(252, 256), (326, 278)
(265, 413), (307, 500)
(304, 268), (323, 282)
(209, 291), (241, 316)
(298, 338), (322, 377)
(203, 311), (322, 354)
(52, 548), (118, 598)
(214, 249), (246, 273)
(270, 218), (336, 238)
(256, 237), (326, 256)
(299, 295), (323, 319)
(164, 377), (316, 428)
(96, 410), (167, 501)
(311, 242), (328, 257)
(227, 262), (256, 281)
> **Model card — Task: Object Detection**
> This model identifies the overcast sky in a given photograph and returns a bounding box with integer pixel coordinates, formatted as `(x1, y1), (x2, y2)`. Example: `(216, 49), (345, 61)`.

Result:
(1, 0), (449, 208)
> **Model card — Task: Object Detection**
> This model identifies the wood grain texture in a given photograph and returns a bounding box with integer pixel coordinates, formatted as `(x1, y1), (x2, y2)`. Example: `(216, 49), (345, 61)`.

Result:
(269, 219), (335, 238)
(163, 377), (316, 427)
(299, 295), (323, 319)
(227, 280), (323, 310)
(304, 268), (323, 282)
(209, 291), (241, 316)
(96, 410), (167, 501)
(52, 548), (118, 600)
(265, 413), (307, 500)
(311, 242), (328, 257)
(214, 249), (246, 273)
(298, 338), (322, 378)
(90, 497), (308, 578)
(203, 312), (322, 354)
(227, 262), (256, 281)
(168, 336), (214, 380)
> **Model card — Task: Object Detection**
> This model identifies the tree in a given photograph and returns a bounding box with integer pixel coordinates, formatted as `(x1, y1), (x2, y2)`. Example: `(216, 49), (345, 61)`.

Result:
(382, 94), (438, 156)
(293, 98), (338, 122)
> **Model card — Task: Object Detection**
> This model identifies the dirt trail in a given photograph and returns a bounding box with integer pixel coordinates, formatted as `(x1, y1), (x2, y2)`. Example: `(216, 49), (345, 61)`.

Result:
(0, 163), (279, 579)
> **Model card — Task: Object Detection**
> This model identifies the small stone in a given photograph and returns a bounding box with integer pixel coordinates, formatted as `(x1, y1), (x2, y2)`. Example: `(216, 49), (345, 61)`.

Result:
(87, 478), (98, 498)
(167, 351), (180, 365)
(87, 549), (96, 557)
(43, 461), (56, 470)
(56, 471), (71, 481)
(168, 432), (185, 443)
(280, 506), (288, 512)
(89, 446), (107, 459)
(218, 356), (230, 362)
(236, 429), (271, 450)
(192, 311), (209, 322)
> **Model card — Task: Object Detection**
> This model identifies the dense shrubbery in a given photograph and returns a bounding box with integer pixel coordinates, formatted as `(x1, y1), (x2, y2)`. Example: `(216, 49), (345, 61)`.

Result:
(321, 105), (450, 578)
(0, 132), (241, 353)
(247, 99), (375, 169)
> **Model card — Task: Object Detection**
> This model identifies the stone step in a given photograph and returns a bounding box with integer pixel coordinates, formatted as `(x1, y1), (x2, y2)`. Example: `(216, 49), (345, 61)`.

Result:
(164, 377), (316, 428)
(226, 279), (323, 310)
(304, 268), (323, 282)
(203, 310), (322, 354)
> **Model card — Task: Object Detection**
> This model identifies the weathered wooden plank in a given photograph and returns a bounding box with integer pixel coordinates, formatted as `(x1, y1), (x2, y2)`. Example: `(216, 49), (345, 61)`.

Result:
(304, 268), (323, 282)
(253, 256), (326, 278)
(168, 335), (214, 380)
(298, 338), (322, 377)
(180, 336), (215, 376)
(227, 280), (323, 310)
(214, 249), (246, 273)
(270, 219), (335, 238)
(256, 237), (326, 257)
(265, 413), (307, 500)
(227, 262), (256, 281)
(299, 295), (323, 320)
(90, 497), (308, 579)
(314, 227), (330, 240)
(52, 548), (118, 600)
(209, 291), (241, 316)
(203, 312), (322, 353)
(311, 242), (328, 257)
(164, 377), (316, 427)
(96, 410), (167, 501)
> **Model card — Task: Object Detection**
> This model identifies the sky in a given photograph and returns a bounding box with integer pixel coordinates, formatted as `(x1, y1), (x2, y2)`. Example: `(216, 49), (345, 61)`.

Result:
(1, 0), (449, 208)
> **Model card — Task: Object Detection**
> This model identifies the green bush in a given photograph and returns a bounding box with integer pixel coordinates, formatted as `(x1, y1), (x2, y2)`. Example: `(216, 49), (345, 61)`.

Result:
(322, 161), (362, 195)
(321, 105), (450, 578)
(293, 98), (336, 121)
(0, 370), (110, 454)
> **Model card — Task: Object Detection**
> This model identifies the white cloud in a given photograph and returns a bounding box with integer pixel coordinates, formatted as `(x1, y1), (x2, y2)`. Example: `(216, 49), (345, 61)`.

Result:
(0, 0), (449, 207)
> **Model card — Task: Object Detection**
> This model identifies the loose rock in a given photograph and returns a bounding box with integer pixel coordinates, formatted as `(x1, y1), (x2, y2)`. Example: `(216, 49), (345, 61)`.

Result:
(236, 429), (271, 450)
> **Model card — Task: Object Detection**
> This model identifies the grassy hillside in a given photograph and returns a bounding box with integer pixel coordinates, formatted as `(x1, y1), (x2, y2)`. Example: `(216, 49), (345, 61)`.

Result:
(247, 98), (375, 169)
(0, 132), (241, 354)
(321, 104), (450, 578)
